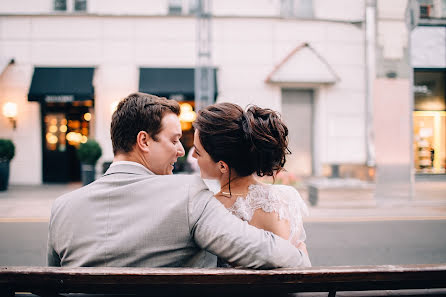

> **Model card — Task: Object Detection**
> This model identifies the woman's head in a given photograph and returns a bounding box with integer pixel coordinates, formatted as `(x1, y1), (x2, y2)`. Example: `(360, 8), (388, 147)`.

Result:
(192, 102), (290, 180)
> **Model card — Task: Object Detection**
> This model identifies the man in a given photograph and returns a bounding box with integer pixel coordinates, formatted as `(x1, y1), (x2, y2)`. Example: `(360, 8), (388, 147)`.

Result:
(47, 92), (308, 268)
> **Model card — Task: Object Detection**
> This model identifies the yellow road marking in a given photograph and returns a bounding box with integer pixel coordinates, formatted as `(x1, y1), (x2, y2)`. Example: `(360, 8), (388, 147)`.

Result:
(305, 216), (446, 223)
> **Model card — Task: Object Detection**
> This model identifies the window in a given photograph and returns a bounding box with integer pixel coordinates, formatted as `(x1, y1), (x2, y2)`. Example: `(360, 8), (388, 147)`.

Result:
(418, 0), (434, 18)
(280, 0), (313, 18)
(168, 0), (200, 15)
(189, 0), (199, 15)
(54, 0), (67, 11)
(442, 0), (446, 17)
(74, 0), (87, 12)
(54, 0), (87, 12)
(168, 0), (183, 15)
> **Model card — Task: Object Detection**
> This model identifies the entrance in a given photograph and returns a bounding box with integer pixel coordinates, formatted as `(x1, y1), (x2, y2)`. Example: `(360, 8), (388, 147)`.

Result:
(281, 89), (314, 176)
(41, 102), (92, 183)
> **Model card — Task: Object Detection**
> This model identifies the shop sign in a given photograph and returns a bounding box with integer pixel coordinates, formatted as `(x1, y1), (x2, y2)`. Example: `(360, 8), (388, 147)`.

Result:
(414, 85), (432, 95)
(45, 95), (74, 103)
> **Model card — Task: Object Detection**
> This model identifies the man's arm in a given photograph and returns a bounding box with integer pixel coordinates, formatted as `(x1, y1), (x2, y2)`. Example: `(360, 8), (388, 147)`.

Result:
(188, 177), (308, 269)
(47, 231), (61, 266)
(47, 206), (61, 267)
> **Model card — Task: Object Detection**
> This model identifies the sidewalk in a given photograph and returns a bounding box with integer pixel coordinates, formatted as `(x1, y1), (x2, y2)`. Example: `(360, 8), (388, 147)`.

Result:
(0, 180), (446, 221)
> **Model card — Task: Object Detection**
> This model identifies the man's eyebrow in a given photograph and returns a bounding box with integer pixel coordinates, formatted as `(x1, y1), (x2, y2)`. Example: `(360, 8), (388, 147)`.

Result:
(193, 145), (199, 153)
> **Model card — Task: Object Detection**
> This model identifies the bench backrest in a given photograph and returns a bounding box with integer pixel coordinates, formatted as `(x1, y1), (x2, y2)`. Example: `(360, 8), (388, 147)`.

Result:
(1, 264), (446, 296)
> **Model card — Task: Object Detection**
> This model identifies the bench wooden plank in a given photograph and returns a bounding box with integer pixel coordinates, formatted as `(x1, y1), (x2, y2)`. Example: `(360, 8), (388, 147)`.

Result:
(1, 265), (445, 296)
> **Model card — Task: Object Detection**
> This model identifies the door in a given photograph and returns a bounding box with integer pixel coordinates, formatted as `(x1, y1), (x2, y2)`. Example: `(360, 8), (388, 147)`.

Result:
(41, 103), (91, 183)
(281, 89), (314, 176)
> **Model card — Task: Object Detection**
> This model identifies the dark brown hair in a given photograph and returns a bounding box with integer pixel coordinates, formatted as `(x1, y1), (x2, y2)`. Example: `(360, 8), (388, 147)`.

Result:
(193, 102), (290, 178)
(111, 92), (180, 154)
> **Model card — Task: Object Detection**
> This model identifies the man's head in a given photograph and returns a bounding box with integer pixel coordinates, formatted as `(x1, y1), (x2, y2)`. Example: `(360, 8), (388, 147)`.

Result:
(111, 92), (185, 175)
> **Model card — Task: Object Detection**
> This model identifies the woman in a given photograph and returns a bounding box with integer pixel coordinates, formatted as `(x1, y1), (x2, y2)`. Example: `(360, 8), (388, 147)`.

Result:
(192, 103), (311, 267)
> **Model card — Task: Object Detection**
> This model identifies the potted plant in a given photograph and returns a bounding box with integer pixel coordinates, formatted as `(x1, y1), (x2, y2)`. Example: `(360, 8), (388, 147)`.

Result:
(0, 139), (15, 191)
(77, 139), (102, 185)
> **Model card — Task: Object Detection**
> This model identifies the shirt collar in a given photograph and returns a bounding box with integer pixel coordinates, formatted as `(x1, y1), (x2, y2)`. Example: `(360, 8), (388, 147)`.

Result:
(110, 161), (153, 175)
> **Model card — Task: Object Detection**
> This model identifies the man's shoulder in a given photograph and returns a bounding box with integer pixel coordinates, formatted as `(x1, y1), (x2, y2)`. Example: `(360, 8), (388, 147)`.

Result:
(51, 183), (91, 213)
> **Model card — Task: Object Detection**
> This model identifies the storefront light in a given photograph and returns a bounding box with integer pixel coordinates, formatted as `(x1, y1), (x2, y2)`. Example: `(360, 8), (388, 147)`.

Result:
(60, 125), (68, 133)
(84, 113), (92, 121)
(179, 103), (197, 123)
(2, 102), (18, 130)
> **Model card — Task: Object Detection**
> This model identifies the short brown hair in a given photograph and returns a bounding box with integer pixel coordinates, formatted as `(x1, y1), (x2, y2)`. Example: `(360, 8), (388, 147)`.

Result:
(111, 92), (180, 154)
(193, 102), (290, 177)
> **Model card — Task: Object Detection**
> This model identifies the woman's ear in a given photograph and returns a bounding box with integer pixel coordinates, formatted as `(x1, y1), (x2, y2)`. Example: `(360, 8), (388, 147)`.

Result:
(136, 131), (152, 153)
(218, 160), (229, 174)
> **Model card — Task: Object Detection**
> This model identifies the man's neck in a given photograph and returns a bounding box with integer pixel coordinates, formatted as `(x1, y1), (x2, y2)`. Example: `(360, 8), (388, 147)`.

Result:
(113, 152), (148, 169)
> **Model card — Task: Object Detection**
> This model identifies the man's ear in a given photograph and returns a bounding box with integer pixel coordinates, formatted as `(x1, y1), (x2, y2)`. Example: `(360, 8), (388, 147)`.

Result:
(136, 131), (152, 153)
(218, 160), (229, 174)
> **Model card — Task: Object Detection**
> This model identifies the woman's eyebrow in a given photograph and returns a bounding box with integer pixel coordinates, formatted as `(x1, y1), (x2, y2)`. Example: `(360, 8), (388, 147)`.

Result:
(193, 145), (200, 153)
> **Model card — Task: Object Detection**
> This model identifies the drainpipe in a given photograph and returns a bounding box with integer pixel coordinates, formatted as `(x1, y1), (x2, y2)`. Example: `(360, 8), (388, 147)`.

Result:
(365, 0), (376, 168)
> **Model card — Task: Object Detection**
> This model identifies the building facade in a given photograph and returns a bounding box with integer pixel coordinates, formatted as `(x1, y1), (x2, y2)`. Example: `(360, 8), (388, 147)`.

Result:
(0, 0), (382, 185)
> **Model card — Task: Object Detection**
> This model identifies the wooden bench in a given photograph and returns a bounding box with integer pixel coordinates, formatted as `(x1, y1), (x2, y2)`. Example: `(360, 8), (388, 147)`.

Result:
(1, 264), (446, 297)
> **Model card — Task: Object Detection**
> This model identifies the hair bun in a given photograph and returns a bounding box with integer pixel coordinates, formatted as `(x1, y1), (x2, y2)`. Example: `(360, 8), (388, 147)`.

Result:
(241, 105), (289, 176)
(193, 102), (289, 178)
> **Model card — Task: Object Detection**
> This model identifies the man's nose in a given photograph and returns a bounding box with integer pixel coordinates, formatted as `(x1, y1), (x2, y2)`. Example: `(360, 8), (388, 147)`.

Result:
(178, 142), (185, 157)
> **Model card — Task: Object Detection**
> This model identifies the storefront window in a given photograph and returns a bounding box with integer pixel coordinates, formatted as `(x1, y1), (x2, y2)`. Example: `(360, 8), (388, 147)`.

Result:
(414, 70), (446, 173)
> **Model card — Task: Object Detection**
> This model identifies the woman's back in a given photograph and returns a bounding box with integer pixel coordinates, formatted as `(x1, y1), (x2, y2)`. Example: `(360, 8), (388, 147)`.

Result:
(216, 183), (310, 263)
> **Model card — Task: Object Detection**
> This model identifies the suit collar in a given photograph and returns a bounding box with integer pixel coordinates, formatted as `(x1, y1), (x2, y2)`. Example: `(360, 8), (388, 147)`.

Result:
(104, 161), (155, 176)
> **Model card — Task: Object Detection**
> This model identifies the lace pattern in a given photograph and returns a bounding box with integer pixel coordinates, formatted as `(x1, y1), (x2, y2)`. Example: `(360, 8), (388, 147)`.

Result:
(227, 184), (309, 244)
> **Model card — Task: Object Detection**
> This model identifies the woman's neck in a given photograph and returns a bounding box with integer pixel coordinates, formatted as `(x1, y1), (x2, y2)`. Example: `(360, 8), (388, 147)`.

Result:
(219, 173), (257, 197)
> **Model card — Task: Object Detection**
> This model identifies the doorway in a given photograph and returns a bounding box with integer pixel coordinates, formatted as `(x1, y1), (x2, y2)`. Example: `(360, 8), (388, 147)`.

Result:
(41, 102), (92, 183)
(281, 89), (314, 176)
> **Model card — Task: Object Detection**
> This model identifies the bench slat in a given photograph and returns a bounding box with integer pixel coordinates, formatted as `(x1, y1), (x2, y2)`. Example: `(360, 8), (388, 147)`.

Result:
(1, 265), (445, 296)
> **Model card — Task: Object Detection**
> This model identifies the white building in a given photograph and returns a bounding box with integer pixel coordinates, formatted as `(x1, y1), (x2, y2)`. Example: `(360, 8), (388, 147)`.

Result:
(0, 0), (374, 185)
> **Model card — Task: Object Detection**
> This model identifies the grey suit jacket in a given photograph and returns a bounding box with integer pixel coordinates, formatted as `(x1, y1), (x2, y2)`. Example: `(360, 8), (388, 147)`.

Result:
(48, 162), (308, 268)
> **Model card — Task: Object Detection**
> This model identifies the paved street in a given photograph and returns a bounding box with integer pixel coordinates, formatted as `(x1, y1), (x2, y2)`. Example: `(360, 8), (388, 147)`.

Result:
(0, 180), (445, 267)
(1, 219), (446, 267)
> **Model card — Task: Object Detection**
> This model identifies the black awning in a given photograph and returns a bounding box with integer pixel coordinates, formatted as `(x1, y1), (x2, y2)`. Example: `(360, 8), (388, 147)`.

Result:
(28, 67), (95, 102)
(139, 68), (217, 101)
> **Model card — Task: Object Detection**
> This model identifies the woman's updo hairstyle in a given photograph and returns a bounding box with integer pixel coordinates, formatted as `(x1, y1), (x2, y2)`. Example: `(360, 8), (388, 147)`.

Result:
(193, 102), (290, 177)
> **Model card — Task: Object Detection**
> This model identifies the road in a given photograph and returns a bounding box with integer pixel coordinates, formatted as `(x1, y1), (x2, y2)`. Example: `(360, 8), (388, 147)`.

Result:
(1, 220), (445, 266)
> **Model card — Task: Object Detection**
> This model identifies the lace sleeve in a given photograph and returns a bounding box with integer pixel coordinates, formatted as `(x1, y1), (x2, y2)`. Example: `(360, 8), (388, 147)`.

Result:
(237, 184), (309, 245)
(271, 185), (309, 245)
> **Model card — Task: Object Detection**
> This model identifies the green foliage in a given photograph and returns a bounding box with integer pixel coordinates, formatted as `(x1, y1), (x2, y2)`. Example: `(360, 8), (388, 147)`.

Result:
(0, 139), (15, 162)
(77, 139), (102, 165)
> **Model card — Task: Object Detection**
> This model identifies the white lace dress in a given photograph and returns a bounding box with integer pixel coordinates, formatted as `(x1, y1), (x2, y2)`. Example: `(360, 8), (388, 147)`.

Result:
(228, 184), (309, 247)
(220, 184), (311, 267)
